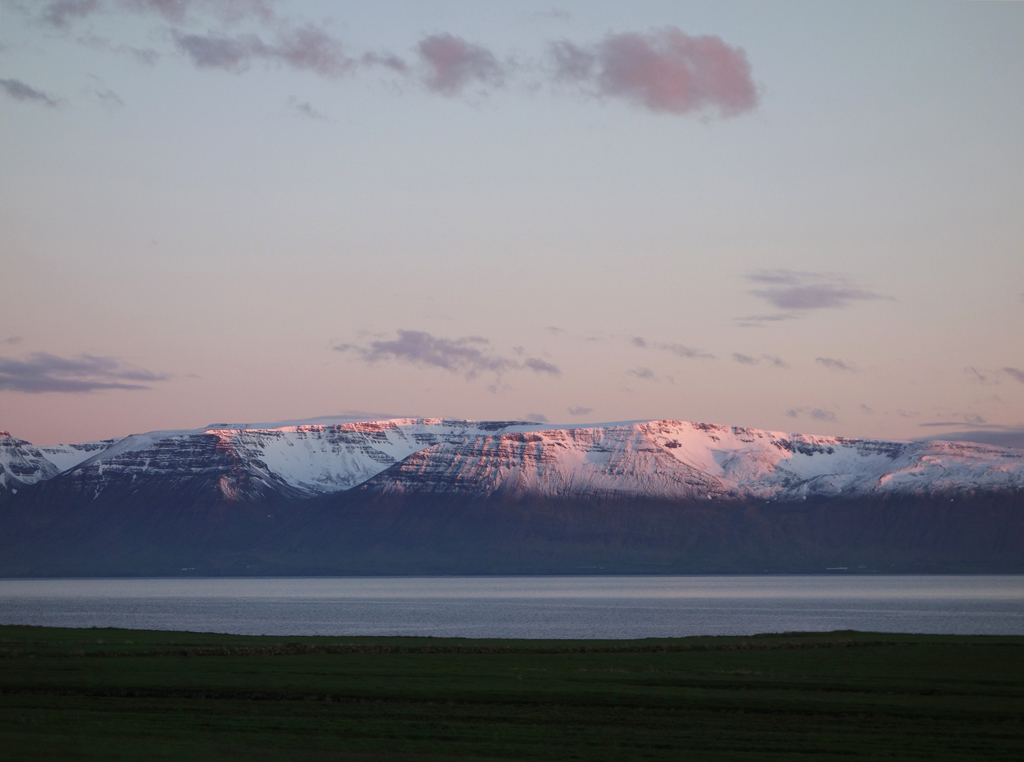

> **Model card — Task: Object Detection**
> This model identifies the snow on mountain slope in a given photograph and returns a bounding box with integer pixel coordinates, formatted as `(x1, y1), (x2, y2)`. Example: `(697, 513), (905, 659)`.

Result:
(0, 431), (63, 491)
(37, 441), (115, 473)
(361, 420), (1024, 500)
(68, 429), (197, 472)
(201, 419), (545, 496)
(3, 418), (1023, 501)
(876, 439), (1024, 494)
(7, 419), (547, 500)
(364, 424), (724, 499)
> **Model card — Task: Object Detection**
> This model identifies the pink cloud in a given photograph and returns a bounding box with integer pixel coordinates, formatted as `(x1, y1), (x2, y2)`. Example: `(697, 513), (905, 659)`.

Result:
(552, 27), (757, 116)
(273, 25), (355, 78)
(417, 33), (505, 96)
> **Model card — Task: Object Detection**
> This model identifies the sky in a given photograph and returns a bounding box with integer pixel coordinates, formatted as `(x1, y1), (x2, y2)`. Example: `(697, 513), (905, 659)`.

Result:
(1, 0), (1023, 447)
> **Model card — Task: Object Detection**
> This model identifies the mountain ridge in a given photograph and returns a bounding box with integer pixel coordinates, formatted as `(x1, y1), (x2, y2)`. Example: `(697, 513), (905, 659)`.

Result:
(2, 418), (1022, 576)
(3, 418), (1023, 501)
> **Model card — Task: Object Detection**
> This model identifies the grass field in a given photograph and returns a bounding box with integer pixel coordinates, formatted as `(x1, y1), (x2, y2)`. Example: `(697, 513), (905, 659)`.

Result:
(1, 626), (1022, 760)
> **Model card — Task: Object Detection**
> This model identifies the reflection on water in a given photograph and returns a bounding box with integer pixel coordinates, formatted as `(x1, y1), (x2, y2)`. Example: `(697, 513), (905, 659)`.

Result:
(1, 576), (1022, 638)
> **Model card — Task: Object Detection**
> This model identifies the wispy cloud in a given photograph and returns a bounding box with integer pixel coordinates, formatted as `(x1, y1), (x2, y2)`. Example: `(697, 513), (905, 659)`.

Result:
(627, 367), (655, 380)
(734, 313), (800, 328)
(786, 407), (836, 423)
(526, 413), (549, 423)
(40, 0), (102, 28)
(816, 357), (856, 372)
(360, 50), (410, 74)
(568, 406), (593, 416)
(746, 270), (890, 317)
(550, 27), (757, 117)
(0, 352), (169, 393)
(660, 343), (714, 360)
(288, 97), (327, 120)
(965, 366), (1024, 385)
(630, 335), (714, 360)
(1002, 367), (1024, 384)
(94, 87), (125, 109)
(417, 33), (507, 96)
(966, 366), (990, 384)
(647, 344), (712, 362)
(39, 0), (277, 27)
(917, 426), (1024, 449)
(0, 78), (59, 107)
(920, 414), (991, 428)
(170, 25), (511, 95)
(33, 3), (758, 119)
(173, 31), (259, 71)
(733, 352), (789, 368)
(76, 33), (161, 65)
(523, 357), (560, 375)
(334, 330), (559, 380)
(733, 353), (758, 366)
(336, 331), (509, 377)
(173, 25), (357, 77)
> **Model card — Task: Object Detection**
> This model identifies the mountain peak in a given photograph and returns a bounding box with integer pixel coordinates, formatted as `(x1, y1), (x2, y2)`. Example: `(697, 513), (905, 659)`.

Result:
(2, 417), (1022, 501)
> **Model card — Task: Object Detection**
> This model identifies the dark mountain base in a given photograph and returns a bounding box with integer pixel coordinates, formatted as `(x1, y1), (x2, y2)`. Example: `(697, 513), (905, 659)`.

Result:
(2, 481), (1022, 576)
(287, 490), (1024, 575)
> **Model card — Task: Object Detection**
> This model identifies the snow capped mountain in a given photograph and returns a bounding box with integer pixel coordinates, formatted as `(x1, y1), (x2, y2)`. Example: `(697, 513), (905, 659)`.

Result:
(0, 432), (59, 491)
(3, 418), (1023, 502)
(360, 420), (1024, 500)
(0, 419), (547, 501)
(3, 419), (1023, 577)
(201, 419), (545, 497)
(0, 431), (110, 492)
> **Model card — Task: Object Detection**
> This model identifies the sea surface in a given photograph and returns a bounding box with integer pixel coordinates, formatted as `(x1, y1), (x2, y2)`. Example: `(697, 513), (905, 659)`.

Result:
(1, 576), (1022, 638)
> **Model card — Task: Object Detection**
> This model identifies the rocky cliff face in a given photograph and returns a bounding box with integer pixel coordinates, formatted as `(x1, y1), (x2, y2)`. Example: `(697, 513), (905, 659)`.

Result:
(0, 432), (112, 492)
(2, 419), (1022, 576)
(0, 432), (61, 491)
(4, 419), (1024, 504)
(358, 421), (1024, 500)
(0, 420), (548, 506)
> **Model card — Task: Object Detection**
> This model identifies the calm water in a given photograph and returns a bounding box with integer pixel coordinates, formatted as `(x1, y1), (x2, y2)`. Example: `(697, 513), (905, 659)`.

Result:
(1, 576), (1022, 638)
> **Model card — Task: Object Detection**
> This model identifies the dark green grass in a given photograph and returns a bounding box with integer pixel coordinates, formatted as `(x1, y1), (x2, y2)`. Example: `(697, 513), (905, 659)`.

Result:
(1, 626), (1022, 760)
